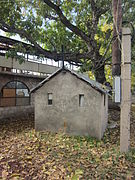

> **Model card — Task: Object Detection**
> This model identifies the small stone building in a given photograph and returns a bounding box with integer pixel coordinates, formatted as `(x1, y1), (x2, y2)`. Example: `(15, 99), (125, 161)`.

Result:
(31, 67), (108, 139)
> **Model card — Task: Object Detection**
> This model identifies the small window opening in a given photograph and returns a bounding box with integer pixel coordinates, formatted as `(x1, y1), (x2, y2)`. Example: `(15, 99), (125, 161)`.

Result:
(48, 93), (53, 105)
(104, 94), (106, 106)
(79, 94), (84, 107)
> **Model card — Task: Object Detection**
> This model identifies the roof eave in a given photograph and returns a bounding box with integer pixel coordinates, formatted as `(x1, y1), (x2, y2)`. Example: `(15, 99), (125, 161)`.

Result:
(30, 67), (108, 94)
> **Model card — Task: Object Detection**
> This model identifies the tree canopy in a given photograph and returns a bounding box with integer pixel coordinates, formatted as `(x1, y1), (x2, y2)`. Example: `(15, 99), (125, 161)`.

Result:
(0, 0), (135, 83)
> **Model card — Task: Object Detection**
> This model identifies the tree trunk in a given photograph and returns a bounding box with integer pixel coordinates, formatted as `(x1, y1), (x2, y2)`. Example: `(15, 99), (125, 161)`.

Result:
(112, 0), (122, 76)
(94, 65), (106, 84)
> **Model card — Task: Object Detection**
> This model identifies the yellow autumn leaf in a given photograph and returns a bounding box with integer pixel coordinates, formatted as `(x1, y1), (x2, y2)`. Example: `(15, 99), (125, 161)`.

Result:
(2, 170), (8, 179)
(25, 155), (32, 161)
(101, 23), (113, 32)
(10, 173), (20, 180)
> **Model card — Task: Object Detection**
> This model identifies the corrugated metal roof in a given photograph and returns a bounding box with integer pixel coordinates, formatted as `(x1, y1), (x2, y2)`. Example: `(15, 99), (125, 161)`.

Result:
(30, 67), (108, 94)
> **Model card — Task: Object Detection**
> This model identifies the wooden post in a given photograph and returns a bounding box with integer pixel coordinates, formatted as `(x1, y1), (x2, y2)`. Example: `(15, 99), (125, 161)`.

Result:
(120, 28), (131, 153)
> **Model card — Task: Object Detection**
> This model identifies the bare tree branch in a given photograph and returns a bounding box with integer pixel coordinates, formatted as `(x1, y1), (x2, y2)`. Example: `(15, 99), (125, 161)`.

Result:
(0, 19), (54, 58)
(0, 35), (92, 64)
(43, 0), (91, 46)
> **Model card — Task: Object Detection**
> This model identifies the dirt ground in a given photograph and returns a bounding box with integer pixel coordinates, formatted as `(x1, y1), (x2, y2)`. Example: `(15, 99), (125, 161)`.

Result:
(0, 108), (135, 179)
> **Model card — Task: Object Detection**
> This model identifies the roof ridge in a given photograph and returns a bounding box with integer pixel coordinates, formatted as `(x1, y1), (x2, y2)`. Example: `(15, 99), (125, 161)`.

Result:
(30, 67), (108, 94)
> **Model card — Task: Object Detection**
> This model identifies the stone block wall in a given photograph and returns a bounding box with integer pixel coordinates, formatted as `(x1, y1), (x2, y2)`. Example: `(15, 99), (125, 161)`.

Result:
(0, 105), (34, 120)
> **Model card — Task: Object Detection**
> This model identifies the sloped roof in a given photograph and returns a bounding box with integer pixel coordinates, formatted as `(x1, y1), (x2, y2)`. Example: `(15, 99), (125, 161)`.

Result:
(30, 67), (108, 94)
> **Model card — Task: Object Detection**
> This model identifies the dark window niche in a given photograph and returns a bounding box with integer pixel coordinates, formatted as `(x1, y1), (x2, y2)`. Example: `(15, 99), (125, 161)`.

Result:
(48, 93), (53, 105)
(79, 94), (84, 107)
